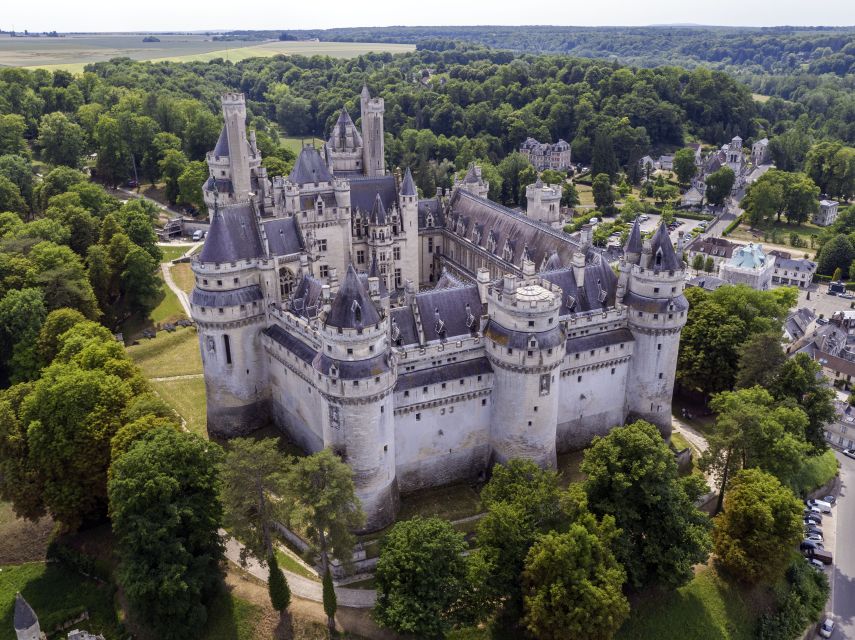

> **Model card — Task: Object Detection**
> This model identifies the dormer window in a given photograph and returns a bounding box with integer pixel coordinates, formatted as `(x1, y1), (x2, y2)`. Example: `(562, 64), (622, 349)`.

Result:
(465, 303), (476, 329)
(352, 300), (362, 325)
(426, 213), (434, 228)
(655, 248), (663, 267)
(503, 240), (514, 262)
(434, 308), (446, 340)
(316, 197), (324, 216)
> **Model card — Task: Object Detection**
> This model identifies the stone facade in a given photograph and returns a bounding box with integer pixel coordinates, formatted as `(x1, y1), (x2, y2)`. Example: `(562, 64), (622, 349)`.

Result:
(191, 90), (687, 531)
(815, 200), (840, 227)
(525, 178), (563, 228)
(718, 242), (775, 290)
(519, 137), (572, 171)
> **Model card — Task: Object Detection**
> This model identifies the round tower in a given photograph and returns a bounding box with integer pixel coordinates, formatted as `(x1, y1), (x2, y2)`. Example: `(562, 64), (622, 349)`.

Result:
(317, 265), (399, 531)
(190, 205), (270, 438)
(623, 223), (688, 438)
(484, 274), (565, 468)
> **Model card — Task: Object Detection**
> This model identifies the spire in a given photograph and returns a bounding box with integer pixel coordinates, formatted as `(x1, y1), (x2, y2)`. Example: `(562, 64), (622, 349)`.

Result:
(400, 167), (417, 196)
(326, 265), (381, 329)
(368, 252), (389, 296)
(361, 84), (371, 100)
(463, 164), (480, 184)
(650, 221), (681, 272)
(624, 217), (642, 257)
(370, 193), (387, 225)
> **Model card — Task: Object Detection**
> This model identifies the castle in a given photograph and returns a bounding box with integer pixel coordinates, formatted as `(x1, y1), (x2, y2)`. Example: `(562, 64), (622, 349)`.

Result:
(190, 89), (688, 530)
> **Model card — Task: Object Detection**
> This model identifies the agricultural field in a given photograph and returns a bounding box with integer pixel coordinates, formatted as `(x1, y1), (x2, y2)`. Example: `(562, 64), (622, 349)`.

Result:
(0, 33), (414, 73)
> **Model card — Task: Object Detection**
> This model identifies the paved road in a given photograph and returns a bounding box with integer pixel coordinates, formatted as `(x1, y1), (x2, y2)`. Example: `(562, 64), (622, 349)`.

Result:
(830, 451), (855, 639)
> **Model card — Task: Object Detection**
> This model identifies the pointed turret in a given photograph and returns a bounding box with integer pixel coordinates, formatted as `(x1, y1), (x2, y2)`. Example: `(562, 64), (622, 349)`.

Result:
(369, 193), (387, 225)
(624, 218), (643, 264)
(327, 106), (362, 152)
(463, 164), (480, 184)
(649, 221), (681, 272)
(361, 84), (371, 100)
(326, 265), (381, 329)
(400, 167), (417, 197)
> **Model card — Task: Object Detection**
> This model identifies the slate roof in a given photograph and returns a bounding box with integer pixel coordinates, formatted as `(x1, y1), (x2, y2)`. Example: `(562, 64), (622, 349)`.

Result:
(213, 126), (229, 157)
(290, 274), (324, 319)
(395, 357), (493, 392)
(650, 222), (682, 272)
(288, 147), (333, 185)
(263, 217), (304, 256)
(415, 284), (482, 342)
(624, 219), (642, 255)
(326, 265), (381, 329)
(366, 253), (388, 296)
(198, 203), (265, 264)
(190, 285), (263, 308)
(462, 164), (480, 184)
(434, 269), (465, 290)
(540, 251), (563, 272)
(263, 324), (316, 364)
(327, 107), (362, 149)
(418, 197), (444, 228)
(689, 236), (736, 259)
(14, 593), (37, 631)
(400, 168), (417, 197)
(541, 257), (619, 315)
(369, 193), (387, 225)
(447, 190), (582, 270)
(728, 243), (769, 269)
(485, 322), (565, 350)
(390, 306), (419, 346)
(565, 328), (634, 354)
(350, 175), (398, 215)
(314, 352), (390, 379)
(622, 291), (689, 314)
(686, 275), (726, 291)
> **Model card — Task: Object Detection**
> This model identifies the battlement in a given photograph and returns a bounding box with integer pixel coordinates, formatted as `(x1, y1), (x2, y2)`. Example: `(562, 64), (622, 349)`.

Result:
(221, 93), (246, 106)
(364, 97), (385, 111)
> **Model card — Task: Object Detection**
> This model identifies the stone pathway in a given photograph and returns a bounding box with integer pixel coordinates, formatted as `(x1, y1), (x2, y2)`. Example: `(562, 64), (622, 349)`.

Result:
(150, 373), (204, 382)
(222, 535), (376, 609)
(161, 262), (191, 316)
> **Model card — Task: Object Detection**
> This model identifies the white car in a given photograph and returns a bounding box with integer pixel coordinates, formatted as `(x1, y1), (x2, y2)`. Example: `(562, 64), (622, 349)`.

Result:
(808, 558), (826, 570)
(805, 534), (824, 543)
(807, 499), (833, 513)
(638, 214), (649, 222)
(844, 449), (855, 460)
(819, 617), (835, 638)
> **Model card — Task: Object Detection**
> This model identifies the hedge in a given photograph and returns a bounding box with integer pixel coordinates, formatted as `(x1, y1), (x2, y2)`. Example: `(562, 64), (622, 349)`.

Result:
(675, 211), (715, 221)
(722, 215), (743, 237)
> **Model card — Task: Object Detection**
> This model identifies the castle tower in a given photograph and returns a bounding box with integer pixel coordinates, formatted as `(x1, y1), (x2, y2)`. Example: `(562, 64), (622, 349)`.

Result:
(398, 168), (420, 289)
(525, 177), (563, 228)
(360, 86), (385, 177)
(454, 164), (490, 199)
(221, 94), (251, 200)
(484, 274), (564, 467)
(190, 202), (270, 438)
(318, 266), (399, 530)
(623, 222), (687, 438)
(326, 106), (364, 174)
(14, 593), (43, 640)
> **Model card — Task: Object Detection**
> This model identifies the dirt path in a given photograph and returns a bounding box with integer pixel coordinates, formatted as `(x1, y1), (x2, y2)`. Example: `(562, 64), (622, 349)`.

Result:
(162, 262), (191, 316)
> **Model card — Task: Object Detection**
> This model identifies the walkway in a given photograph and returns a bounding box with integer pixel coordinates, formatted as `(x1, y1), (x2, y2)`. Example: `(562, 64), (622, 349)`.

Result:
(223, 535), (376, 609)
(161, 262), (191, 316)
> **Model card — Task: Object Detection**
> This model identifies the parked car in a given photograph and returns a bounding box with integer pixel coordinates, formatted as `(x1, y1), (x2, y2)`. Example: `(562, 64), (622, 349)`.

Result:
(804, 515), (823, 526)
(192, 229), (204, 241)
(822, 495), (836, 505)
(804, 533), (824, 543)
(819, 617), (835, 638)
(805, 526), (823, 536)
(801, 540), (823, 552)
(638, 214), (649, 222)
(804, 509), (824, 523)
(816, 317), (830, 325)
(807, 499), (833, 513)
(809, 548), (833, 565)
(807, 558), (826, 570)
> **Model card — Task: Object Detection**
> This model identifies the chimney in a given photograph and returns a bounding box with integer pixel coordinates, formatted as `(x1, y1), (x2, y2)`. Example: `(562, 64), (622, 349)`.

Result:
(328, 267), (339, 294)
(580, 223), (593, 251)
(503, 273), (517, 294)
(522, 257), (536, 277)
(404, 279), (416, 306)
(476, 267), (491, 302)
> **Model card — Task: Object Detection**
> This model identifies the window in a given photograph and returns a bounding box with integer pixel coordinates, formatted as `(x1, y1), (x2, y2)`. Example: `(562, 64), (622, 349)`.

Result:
(416, 413), (421, 421)
(217, 280), (223, 286)
(279, 267), (296, 298)
(317, 239), (327, 252)
(319, 265), (329, 278)
(659, 372), (664, 379)
(482, 399), (487, 406)
(223, 335), (232, 364)
(507, 348), (513, 355)
(218, 308), (224, 314)
(577, 375), (582, 382)
(393, 246), (401, 260)
(347, 348), (353, 355)
(657, 344), (661, 351)
(404, 390), (409, 397)
(395, 268), (402, 288)
(611, 368), (615, 375)
(233, 277), (239, 284)
(356, 250), (365, 265)
(653, 313), (659, 319)
(203, 279), (208, 285)
(428, 237), (434, 254)
(653, 287), (659, 293)
(528, 320), (535, 327)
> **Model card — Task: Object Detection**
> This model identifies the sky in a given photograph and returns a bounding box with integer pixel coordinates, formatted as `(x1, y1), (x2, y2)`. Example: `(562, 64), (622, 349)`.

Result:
(2, 0), (855, 32)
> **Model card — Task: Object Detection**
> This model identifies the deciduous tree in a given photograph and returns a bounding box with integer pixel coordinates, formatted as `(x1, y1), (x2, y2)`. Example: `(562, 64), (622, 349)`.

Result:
(705, 166), (735, 207)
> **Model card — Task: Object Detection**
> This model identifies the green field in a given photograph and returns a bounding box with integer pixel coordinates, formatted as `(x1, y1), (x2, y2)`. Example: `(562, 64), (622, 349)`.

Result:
(282, 136), (325, 157)
(0, 33), (415, 73)
(150, 377), (208, 437)
(127, 325), (202, 378)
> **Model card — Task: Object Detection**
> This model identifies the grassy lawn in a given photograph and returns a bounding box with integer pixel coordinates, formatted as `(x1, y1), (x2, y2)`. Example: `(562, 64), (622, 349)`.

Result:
(397, 483), (482, 523)
(170, 262), (196, 294)
(274, 548), (319, 581)
(752, 93), (771, 103)
(149, 271), (188, 325)
(728, 219), (820, 256)
(159, 244), (192, 262)
(575, 183), (595, 207)
(0, 501), (53, 566)
(149, 41), (415, 66)
(150, 377), (208, 438)
(127, 326), (202, 379)
(0, 562), (122, 640)
(282, 136), (325, 157)
(792, 448), (839, 496)
(616, 565), (765, 640)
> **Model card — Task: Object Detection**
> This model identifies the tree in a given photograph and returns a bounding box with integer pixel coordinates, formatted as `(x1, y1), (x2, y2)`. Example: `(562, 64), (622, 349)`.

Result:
(743, 177), (783, 226)
(36, 307), (86, 366)
(322, 568), (337, 635)
(704, 256), (715, 272)
(497, 152), (531, 206)
(373, 517), (468, 638)
(522, 518), (629, 640)
(159, 148), (188, 205)
(267, 553), (292, 618)
(769, 353), (836, 453)
(0, 154), (34, 212)
(27, 241), (100, 319)
(582, 421), (711, 590)
(0, 114), (28, 157)
(34, 166), (86, 211)
(592, 173), (615, 214)
(37, 112), (85, 168)
(712, 468), (802, 583)
(691, 253), (705, 271)
(705, 166), (735, 207)
(178, 160), (208, 212)
(817, 234), (855, 276)
(287, 449), (364, 577)
(735, 331), (787, 390)
(673, 148), (697, 185)
(0, 175), (26, 217)
(109, 427), (224, 639)
(591, 131), (618, 181)
(0, 287), (47, 383)
(832, 267), (843, 282)
(700, 387), (811, 512)
(94, 114), (130, 187)
(220, 438), (290, 564)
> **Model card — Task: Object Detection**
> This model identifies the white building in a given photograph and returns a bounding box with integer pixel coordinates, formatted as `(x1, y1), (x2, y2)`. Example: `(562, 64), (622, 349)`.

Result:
(814, 200), (840, 227)
(191, 90), (687, 531)
(769, 250), (817, 288)
(718, 242), (775, 290)
(519, 137), (572, 171)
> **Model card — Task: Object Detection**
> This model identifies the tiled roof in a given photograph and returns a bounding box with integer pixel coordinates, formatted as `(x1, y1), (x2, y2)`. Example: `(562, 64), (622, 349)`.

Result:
(624, 219), (642, 255)
(289, 274), (324, 319)
(565, 328), (634, 353)
(415, 284), (482, 342)
(541, 257), (619, 315)
(350, 175), (398, 215)
(213, 126), (229, 157)
(400, 168), (417, 197)
(650, 222), (682, 272)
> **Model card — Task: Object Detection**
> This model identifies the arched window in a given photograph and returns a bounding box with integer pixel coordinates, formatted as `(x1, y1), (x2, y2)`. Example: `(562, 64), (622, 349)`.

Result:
(279, 267), (296, 299)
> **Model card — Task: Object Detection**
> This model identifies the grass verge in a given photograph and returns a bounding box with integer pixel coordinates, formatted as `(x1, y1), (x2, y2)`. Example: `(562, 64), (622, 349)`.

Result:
(127, 326), (202, 379)
(274, 549), (319, 581)
(149, 271), (187, 325)
(150, 376), (207, 438)
(170, 262), (196, 294)
(792, 448), (838, 496)
(159, 244), (192, 262)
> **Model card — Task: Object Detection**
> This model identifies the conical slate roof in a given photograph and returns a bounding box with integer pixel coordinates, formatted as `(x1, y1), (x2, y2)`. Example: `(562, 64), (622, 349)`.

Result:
(328, 106), (362, 148)
(213, 126), (229, 157)
(198, 203), (265, 264)
(463, 164), (480, 184)
(541, 250), (562, 272)
(367, 252), (389, 296)
(14, 593), (37, 631)
(624, 218), (642, 255)
(288, 147), (333, 185)
(369, 193), (387, 225)
(650, 221), (681, 271)
(400, 168), (417, 197)
(326, 265), (381, 329)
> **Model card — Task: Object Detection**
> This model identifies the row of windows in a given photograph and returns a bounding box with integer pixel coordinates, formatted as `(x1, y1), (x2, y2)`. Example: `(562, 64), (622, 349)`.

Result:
(199, 276), (241, 286)
(415, 397), (488, 421)
(402, 374), (485, 398)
